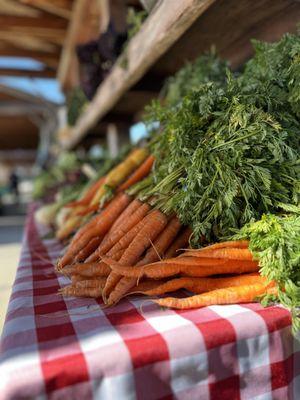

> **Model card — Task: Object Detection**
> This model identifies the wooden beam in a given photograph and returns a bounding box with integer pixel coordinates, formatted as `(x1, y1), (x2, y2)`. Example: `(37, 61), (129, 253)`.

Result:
(0, 0), (41, 17)
(0, 14), (68, 30)
(19, 0), (72, 19)
(0, 101), (49, 116)
(0, 32), (58, 53)
(57, 0), (85, 90)
(0, 45), (60, 68)
(0, 68), (55, 78)
(61, 0), (215, 149)
(6, 26), (66, 46)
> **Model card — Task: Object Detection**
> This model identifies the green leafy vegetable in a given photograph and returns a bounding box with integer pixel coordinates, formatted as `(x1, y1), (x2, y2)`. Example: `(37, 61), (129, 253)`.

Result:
(235, 211), (300, 333)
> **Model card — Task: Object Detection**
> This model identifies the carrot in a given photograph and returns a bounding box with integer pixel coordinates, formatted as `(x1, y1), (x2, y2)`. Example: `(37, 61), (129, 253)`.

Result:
(131, 273), (267, 296)
(86, 201), (151, 262)
(153, 282), (276, 309)
(71, 275), (107, 283)
(117, 155), (155, 192)
(62, 262), (111, 278)
(103, 209), (168, 300)
(56, 213), (83, 241)
(65, 177), (106, 208)
(59, 281), (105, 298)
(185, 240), (249, 253)
(107, 256), (259, 279)
(75, 204), (99, 216)
(107, 216), (181, 305)
(91, 148), (148, 206)
(164, 227), (192, 258)
(73, 277), (106, 288)
(74, 236), (103, 262)
(58, 193), (131, 268)
(183, 248), (254, 261)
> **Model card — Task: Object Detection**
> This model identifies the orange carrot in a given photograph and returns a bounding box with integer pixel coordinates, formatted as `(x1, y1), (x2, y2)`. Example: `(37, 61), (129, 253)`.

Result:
(71, 275), (107, 283)
(107, 216), (181, 305)
(96, 200), (145, 251)
(86, 201), (151, 262)
(185, 240), (249, 253)
(61, 262), (111, 278)
(74, 236), (103, 262)
(75, 204), (99, 216)
(117, 155), (155, 192)
(58, 193), (131, 268)
(65, 177), (105, 208)
(164, 227), (192, 258)
(59, 282), (105, 298)
(106, 256), (259, 279)
(103, 210), (168, 300)
(183, 248), (254, 261)
(153, 282), (276, 309)
(132, 273), (266, 296)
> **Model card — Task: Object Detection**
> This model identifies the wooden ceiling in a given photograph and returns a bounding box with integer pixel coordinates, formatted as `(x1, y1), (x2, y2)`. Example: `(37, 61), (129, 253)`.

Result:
(0, 0), (73, 77)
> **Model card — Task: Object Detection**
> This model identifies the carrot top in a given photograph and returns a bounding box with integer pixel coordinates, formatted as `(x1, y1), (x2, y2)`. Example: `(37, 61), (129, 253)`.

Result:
(235, 211), (300, 333)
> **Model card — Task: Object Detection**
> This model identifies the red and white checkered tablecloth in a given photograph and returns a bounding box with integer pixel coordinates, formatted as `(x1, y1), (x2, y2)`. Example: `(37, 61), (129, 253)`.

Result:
(0, 206), (299, 400)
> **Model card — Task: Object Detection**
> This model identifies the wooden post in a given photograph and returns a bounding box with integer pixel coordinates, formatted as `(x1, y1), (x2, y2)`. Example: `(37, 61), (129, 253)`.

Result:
(106, 123), (119, 158)
(106, 122), (130, 157)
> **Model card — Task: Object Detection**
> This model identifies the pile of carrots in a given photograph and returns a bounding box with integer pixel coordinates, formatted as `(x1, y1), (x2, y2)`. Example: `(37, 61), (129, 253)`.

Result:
(56, 148), (276, 309)
(56, 148), (153, 240)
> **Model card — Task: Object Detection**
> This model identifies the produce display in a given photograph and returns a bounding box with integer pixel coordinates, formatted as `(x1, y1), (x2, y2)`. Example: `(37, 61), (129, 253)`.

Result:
(38, 33), (299, 332)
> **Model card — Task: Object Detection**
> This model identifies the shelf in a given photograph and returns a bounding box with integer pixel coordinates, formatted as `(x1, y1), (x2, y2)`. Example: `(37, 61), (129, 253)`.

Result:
(60, 0), (300, 149)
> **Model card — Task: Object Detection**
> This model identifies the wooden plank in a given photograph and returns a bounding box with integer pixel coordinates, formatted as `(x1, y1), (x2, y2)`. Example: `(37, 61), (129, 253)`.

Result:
(57, 0), (105, 90)
(0, 45), (59, 68)
(154, 0), (300, 74)
(19, 0), (72, 19)
(57, 0), (85, 90)
(0, 68), (55, 78)
(0, 0), (41, 17)
(61, 0), (215, 148)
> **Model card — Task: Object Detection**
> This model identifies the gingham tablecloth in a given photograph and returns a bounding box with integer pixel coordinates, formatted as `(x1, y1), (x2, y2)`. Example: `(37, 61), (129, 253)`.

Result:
(0, 206), (299, 400)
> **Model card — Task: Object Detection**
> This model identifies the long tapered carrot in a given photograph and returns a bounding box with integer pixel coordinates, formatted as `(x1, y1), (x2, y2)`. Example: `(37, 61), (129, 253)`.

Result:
(59, 281), (105, 298)
(62, 262), (111, 278)
(94, 200), (150, 258)
(138, 216), (181, 265)
(153, 282), (276, 309)
(88, 203), (150, 261)
(117, 155), (155, 192)
(103, 198), (141, 239)
(183, 248), (254, 261)
(103, 210), (168, 300)
(75, 204), (99, 216)
(58, 193), (131, 269)
(106, 257), (259, 279)
(107, 216), (181, 305)
(74, 236), (103, 262)
(65, 177), (106, 208)
(91, 148), (148, 206)
(71, 275), (107, 283)
(185, 240), (250, 253)
(164, 227), (192, 258)
(131, 273), (267, 296)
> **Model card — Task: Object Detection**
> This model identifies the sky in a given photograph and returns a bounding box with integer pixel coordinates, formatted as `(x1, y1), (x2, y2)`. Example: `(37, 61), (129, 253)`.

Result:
(0, 57), (65, 104)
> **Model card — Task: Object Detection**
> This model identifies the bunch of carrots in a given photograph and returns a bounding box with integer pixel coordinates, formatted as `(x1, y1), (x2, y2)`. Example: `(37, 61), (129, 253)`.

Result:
(56, 148), (153, 240)
(56, 151), (276, 309)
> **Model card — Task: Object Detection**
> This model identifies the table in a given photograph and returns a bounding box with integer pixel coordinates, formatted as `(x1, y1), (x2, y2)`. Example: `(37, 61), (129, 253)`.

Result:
(1, 206), (299, 399)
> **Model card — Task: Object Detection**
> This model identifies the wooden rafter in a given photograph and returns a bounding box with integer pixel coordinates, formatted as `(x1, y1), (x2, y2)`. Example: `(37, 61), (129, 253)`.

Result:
(0, 32), (58, 53)
(19, 0), (72, 19)
(0, 68), (55, 78)
(0, 0), (41, 17)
